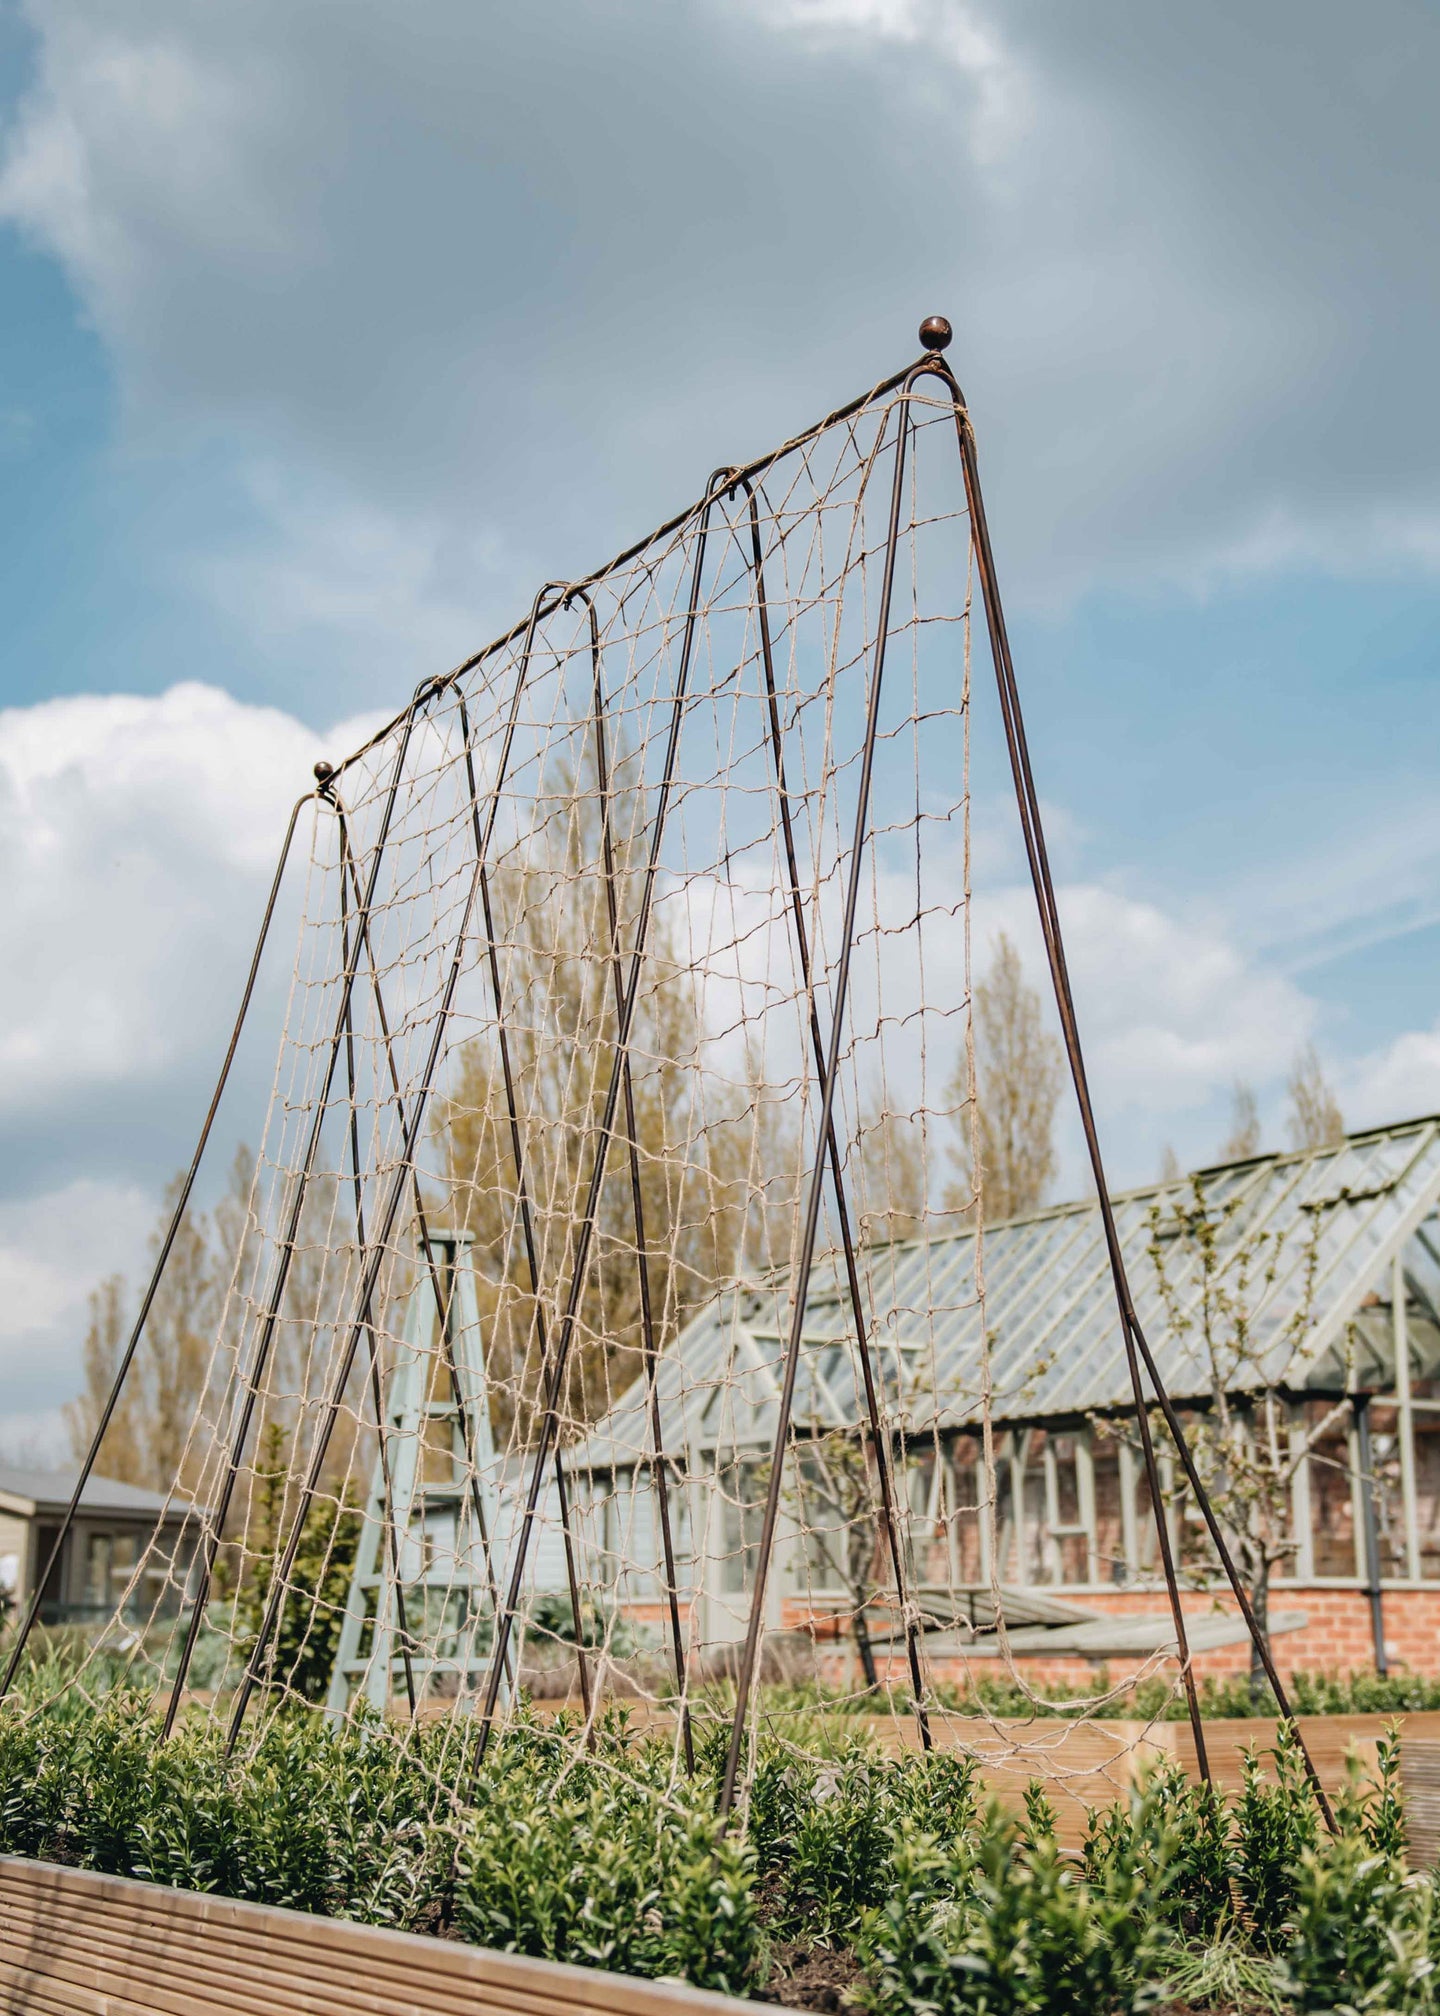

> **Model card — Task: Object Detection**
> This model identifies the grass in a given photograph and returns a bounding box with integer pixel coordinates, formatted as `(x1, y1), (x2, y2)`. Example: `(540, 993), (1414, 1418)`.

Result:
(1151, 1936), (1292, 2014)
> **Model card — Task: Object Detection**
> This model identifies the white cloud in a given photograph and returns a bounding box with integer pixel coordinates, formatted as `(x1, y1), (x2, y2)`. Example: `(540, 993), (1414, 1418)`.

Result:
(0, 1174), (155, 1460)
(749, 0), (1025, 166)
(0, 13), (315, 378)
(1345, 1025), (1440, 1136)
(0, 681), (367, 1121)
(0, 680), (383, 1446)
(675, 825), (1319, 1190)
(973, 883), (1315, 1172)
(2, 0), (1438, 673)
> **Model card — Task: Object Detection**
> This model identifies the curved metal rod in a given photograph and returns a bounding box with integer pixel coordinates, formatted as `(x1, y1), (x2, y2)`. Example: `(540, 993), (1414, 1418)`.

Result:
(230, 790), (519, 1733)
(218, 592), (540, 1749)
(926, 349), (1333, 1828)
(455, 650), (594, 1734)
(221, 595), (564, 1748)
(718, 390), (918, 1817)
(328, 361), (934, 792)
(336, 804), (418, 1718)
(726, 466), (930, 1749)
(468, 470), (733, 1776)
(331, 806), (514, 1707)
(568, 582), (694, 1771)
(162, 707), (425, 1738)
(0, 790), (313, 1704)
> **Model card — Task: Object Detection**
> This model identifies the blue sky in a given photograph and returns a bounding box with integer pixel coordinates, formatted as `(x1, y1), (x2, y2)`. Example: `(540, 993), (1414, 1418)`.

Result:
(0, 0), (1437, 1449)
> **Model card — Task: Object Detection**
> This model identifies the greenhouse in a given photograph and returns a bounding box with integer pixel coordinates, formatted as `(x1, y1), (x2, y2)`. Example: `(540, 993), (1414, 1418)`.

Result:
(568, 1113), (1440, 1680)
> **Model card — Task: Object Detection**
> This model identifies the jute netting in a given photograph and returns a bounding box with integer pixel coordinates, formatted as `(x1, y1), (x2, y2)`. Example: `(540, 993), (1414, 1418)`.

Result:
(14, 342), (1267, 1828)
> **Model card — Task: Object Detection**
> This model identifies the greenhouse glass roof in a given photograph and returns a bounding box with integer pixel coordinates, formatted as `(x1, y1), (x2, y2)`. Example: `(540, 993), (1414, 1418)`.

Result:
(570, 1115), (1440, 1474)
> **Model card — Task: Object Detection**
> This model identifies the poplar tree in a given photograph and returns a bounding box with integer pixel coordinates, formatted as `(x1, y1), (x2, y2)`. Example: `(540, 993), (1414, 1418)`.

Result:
(946, 932), (1062, 1223)
(1221, 1082), (1262, 1162)
(1287, 1045), (1345, 1151)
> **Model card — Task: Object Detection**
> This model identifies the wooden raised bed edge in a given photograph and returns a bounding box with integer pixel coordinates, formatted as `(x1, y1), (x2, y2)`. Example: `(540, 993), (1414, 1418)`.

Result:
(760, 1708), (1440, 1845)
(0, 1855), (758, 2016)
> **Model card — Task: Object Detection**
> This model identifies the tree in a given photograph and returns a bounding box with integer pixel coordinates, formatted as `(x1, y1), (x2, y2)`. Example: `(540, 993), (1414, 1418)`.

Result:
(65, 1145), (355, 1502)
(1220, 1082), (1262, 1162)
(65, 1275), (144, 1486)
(436, 758), (760, 1443)
(65, 1181), (213, 1494)
(947, 932), (1062, 1223)
(759, 1428), (884, 1692)
(857, 1101), (930, 1244)
(1144, 1176), (1352, 1700)
(141, 1176), (218, 1495)
(1287, 1045), (1344, 1151)
(230, 1420), (360, 1703)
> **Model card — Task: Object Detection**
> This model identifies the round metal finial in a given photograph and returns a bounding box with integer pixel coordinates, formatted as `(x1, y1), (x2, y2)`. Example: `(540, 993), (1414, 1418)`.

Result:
(919, 315), (952, 353)
(314, 759), (334, 785)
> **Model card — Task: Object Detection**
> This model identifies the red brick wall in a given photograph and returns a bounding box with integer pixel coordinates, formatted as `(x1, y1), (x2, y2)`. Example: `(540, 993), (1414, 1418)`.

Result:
(622, 1585), (1440, 1688)
(857, 1585), (1440, 1691)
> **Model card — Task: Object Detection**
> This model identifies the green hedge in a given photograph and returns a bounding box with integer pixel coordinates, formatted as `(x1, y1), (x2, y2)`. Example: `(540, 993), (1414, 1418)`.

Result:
(0, 1681), (1435, 2012)
(759, 1667), (1440, 1721)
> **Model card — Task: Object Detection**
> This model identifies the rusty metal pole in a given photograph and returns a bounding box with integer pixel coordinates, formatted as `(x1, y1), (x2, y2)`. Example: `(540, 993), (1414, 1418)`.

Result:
(163, 710), (424, 1738)
(574, 588), (694, 1770)
(731, 469), (930, 1750)
(924, 313), (1333, 1827)
(0, 791), (311, 1706)
(719, 390), (916, 1817)
(468, 474), (729, 1777)
(456, 652), (596, 1732)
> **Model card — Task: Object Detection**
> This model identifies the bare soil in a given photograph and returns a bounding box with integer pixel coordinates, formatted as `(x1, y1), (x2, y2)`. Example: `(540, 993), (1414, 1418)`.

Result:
(762, 1938), (866, 2010)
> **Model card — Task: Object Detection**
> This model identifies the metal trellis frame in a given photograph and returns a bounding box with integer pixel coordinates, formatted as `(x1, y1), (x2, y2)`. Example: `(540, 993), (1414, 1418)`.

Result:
(0, 790), (313, 1705)
(162, 710), (424, 1738)
(18, 316), (1345, 1843)
(467, 468), (732, 1778)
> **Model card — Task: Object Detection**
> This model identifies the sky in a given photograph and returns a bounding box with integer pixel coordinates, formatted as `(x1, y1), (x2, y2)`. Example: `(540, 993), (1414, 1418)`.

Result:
(0, 0), (1437, 1455)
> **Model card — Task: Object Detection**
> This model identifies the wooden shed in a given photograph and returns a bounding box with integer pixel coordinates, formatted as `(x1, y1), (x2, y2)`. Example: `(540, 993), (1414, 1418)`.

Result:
(0, 1467), (207, 1628)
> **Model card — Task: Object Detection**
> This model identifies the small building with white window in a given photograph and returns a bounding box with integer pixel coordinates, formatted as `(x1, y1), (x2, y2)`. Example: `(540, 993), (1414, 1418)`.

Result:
(0, 1469), (208, 1629)
(566, 1114), (1440, 1682)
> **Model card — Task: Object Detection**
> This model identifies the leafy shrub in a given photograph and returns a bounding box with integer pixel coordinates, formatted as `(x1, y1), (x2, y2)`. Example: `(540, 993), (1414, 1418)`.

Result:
(456, 1772), (756, 1993)
(1278, 1831), (1435, 2013)
(1233, 1723), (1322, 1944)
(764, 1750), (898, 1943)
(751, 1667), (1440, 1722)
(1361, 1727), (1410, 1862)
(852, 1824), (977, 2015)
(1082, 1762), (1230, 1941)
(0, 1674), (1428, 2009)
(0, 1691), (457, 1927)
(747, 1740), (979, 1947)
(228, 1423), (360, 1703)
(857, 1792), (1175, 2016)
